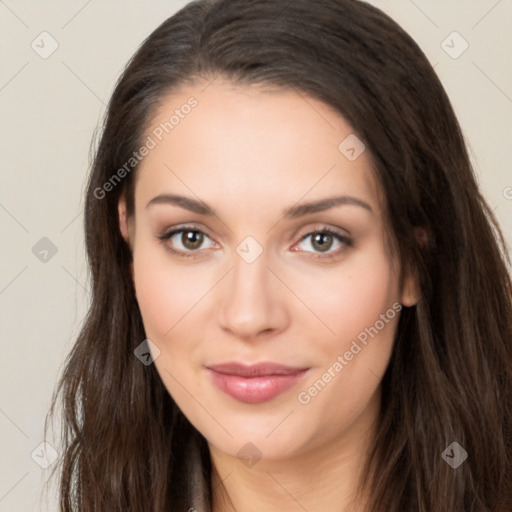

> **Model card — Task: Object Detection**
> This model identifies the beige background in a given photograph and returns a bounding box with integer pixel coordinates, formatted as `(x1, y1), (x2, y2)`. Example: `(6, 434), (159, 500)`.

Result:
(0, 1), (511, 510)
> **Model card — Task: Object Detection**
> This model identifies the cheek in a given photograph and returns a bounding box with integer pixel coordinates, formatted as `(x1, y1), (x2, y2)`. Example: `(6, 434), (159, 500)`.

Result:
(132, 242), (213, 341)
(291, 244), (400, 353)
(133, 259), (177, 339)
(291, 245), (400, 417)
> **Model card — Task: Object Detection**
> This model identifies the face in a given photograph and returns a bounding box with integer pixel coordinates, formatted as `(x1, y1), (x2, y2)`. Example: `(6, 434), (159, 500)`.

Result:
(119, 79), (417, 462)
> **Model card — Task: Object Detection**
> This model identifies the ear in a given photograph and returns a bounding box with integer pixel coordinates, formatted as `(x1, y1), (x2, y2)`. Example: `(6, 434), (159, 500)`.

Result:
(400, 263), (420, 307)
(118, 194), (131, 243)
(118, 195), (135, 282)
(400, 227), (426, 307)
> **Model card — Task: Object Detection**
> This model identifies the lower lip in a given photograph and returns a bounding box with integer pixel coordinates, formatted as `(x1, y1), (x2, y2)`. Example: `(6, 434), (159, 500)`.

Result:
(208, 369), (308, 404)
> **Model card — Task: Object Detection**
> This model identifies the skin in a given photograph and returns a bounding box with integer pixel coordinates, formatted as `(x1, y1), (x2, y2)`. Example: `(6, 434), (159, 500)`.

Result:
(119, 78), (419, 512)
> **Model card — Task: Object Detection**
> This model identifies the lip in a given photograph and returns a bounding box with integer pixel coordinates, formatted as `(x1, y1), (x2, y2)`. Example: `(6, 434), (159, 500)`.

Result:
(206, 362), (309, 403)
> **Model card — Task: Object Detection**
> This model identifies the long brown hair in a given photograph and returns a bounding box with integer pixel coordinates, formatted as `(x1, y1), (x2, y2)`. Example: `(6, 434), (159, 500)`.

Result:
(45, 0), (512, 510)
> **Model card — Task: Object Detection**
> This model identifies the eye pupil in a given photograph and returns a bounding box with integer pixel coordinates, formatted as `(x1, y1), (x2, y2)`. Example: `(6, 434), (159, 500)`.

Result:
(182, 230), (203, 250)
(312, 233), (333, 252)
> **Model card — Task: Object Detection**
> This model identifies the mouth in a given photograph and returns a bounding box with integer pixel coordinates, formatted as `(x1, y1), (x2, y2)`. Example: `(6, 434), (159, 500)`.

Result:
(206, 362), (310, 404)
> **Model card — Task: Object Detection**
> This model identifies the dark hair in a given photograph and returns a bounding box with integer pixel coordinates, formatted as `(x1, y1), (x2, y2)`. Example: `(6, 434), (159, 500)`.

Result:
(45, 0), (512, 510)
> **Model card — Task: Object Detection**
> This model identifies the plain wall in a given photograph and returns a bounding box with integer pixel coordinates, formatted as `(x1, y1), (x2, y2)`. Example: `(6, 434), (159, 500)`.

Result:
(0, 1), (511, 510)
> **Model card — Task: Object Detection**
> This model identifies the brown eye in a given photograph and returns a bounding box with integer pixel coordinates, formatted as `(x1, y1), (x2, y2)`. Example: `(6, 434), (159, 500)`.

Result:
(181, 230), (204, 250)
(294, 228), (352, 259)
(157, 226), (217, 257)
(311, 232), (334, 252)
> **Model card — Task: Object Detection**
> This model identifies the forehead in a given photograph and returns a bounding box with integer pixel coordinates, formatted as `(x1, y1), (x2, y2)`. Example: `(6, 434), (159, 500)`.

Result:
(135, 79), (381, 217)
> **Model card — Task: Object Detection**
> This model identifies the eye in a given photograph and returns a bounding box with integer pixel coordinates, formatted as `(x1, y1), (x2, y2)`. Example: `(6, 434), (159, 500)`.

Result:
(157, 226), (217, 257)
(293, 228), (352, 258)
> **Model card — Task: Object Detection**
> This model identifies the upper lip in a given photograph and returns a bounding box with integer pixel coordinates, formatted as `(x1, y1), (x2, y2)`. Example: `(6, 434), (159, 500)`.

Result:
(207, 362), (308, 377)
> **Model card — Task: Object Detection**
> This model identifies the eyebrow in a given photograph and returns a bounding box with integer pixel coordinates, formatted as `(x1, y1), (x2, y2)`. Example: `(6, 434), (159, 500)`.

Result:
(284, 195), (373, 217)
(145, 193), (373, 217)
(146, 194), (215, 215)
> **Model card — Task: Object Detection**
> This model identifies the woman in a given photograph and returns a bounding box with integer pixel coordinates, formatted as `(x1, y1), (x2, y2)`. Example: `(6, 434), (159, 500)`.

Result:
(45, 0), (512, 510)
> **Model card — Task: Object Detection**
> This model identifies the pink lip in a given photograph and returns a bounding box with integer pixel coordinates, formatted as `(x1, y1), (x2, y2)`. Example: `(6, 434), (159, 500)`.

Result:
(207, 362), (309, 403)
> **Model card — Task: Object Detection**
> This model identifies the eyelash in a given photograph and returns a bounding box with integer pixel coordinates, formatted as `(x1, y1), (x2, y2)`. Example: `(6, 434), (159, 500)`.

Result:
(296, 228), (352, 259)
(156, 225), (352, 260)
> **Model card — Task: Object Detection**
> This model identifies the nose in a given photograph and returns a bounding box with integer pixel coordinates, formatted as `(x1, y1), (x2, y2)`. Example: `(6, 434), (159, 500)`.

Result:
(218, 248), (289, 340)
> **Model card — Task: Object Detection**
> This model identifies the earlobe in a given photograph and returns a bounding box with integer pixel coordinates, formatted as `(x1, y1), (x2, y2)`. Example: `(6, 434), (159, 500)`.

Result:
(118, 196), (130, 243)
(413, 226), (428, 248)
(400, 267), (420, 307)
(400, 227), (426, 307)
(118, 196), (135, 283)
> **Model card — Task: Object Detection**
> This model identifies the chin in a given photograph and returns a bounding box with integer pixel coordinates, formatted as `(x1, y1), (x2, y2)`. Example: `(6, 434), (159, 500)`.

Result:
(198, 414), (316, 462)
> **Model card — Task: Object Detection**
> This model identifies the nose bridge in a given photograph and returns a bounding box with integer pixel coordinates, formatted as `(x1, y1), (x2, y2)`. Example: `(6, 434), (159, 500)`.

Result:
(218, 243), (287, 338)
(232, 246), (269, 301)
